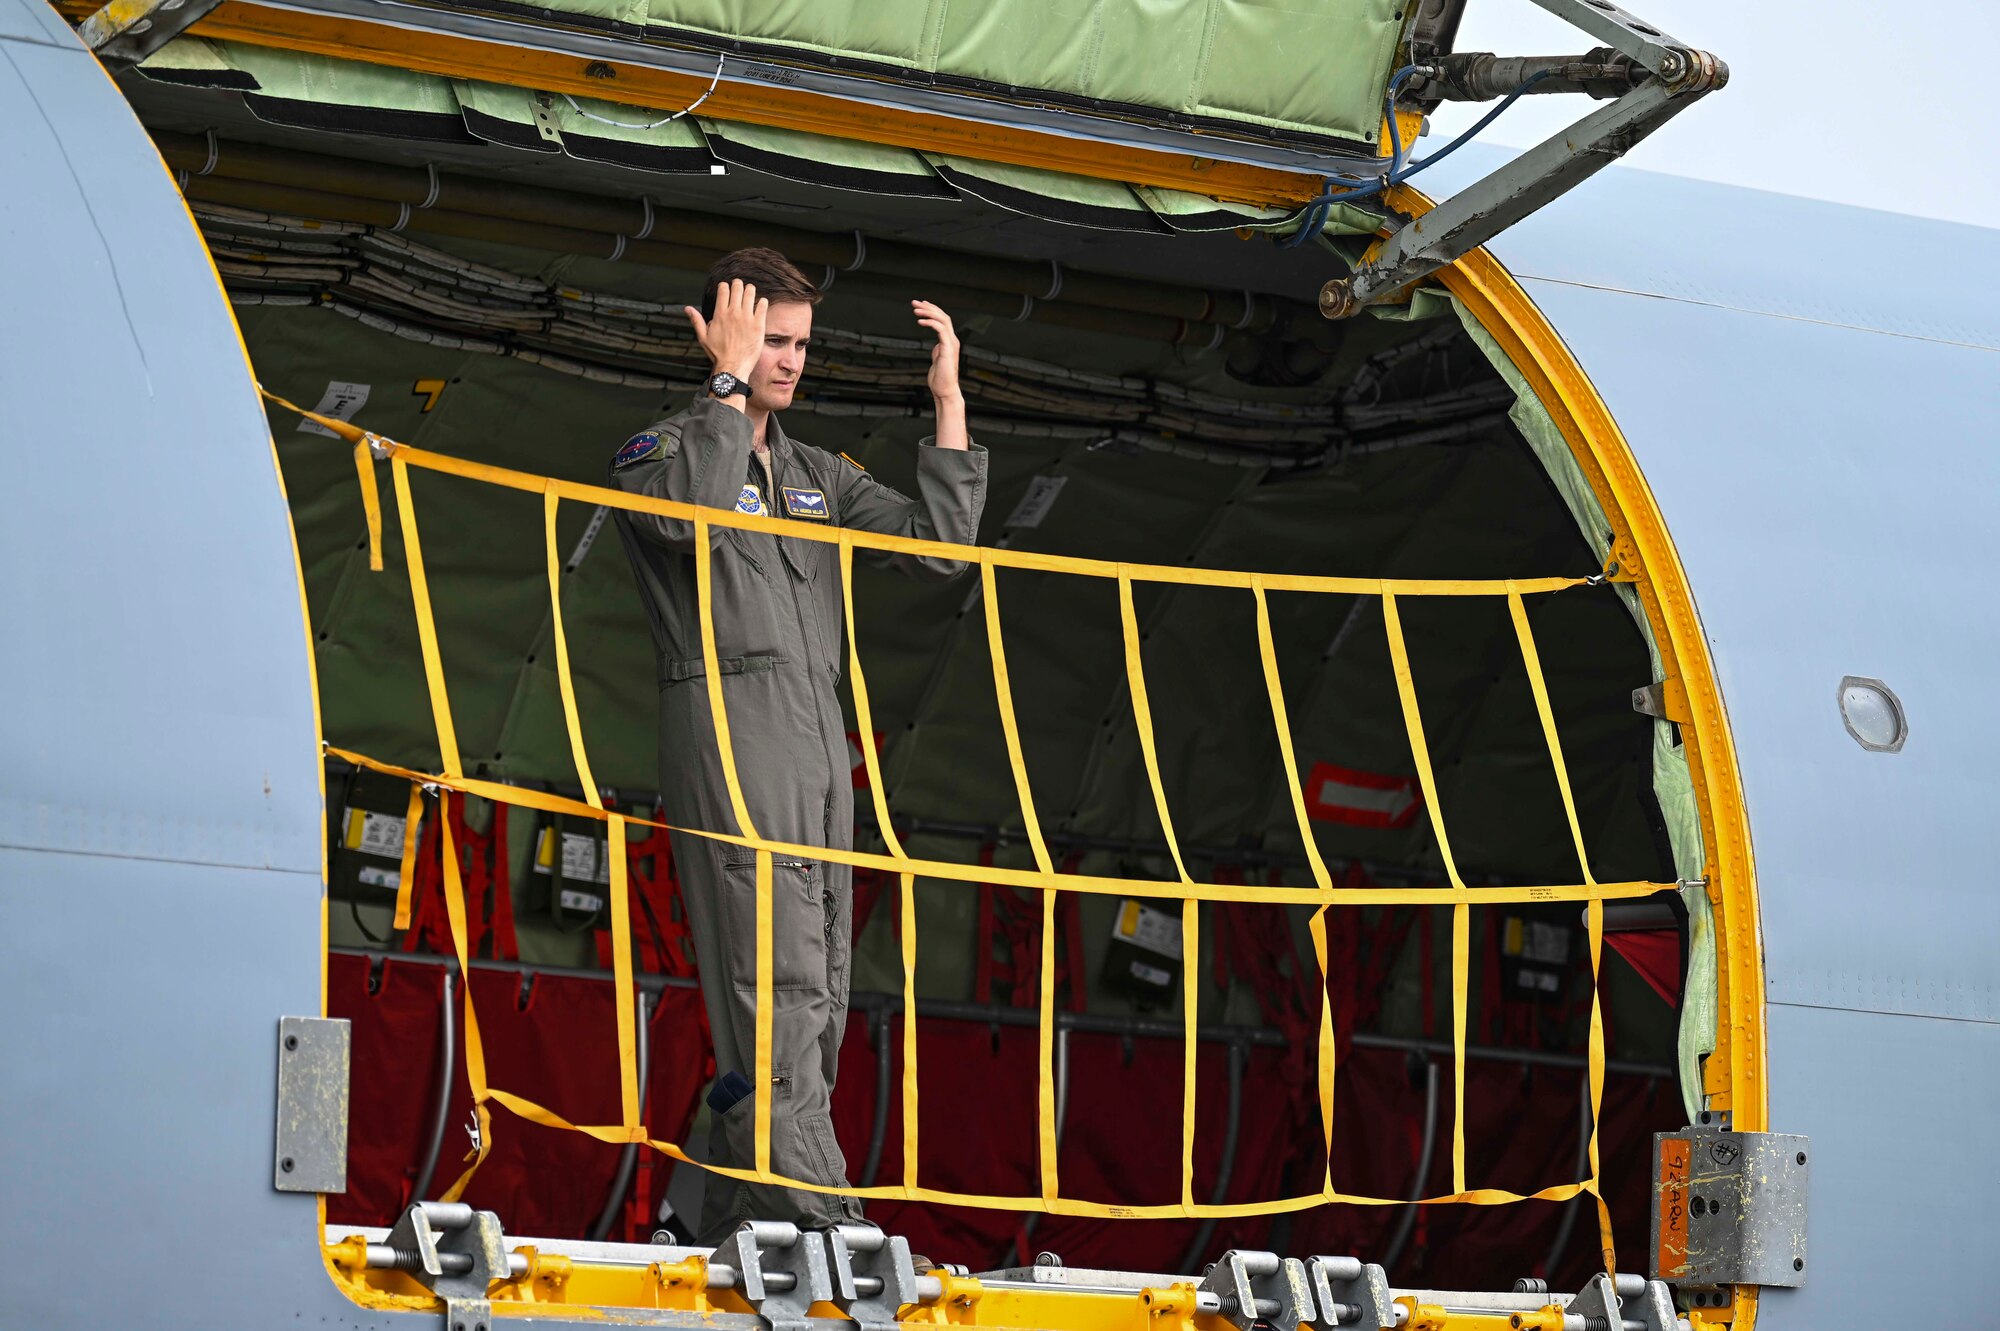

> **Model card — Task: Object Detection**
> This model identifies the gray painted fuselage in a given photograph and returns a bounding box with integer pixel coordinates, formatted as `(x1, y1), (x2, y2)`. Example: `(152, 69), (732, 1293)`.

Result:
(2, 5), (1994, 1325)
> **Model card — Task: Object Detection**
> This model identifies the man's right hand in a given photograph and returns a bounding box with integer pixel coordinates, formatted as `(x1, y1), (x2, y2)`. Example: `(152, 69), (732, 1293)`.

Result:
(684, 279), (768, 387)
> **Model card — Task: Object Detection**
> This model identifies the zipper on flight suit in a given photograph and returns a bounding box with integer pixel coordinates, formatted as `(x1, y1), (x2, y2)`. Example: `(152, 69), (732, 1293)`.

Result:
(760, 443), (843, 959)
(768, 444), (844, 802)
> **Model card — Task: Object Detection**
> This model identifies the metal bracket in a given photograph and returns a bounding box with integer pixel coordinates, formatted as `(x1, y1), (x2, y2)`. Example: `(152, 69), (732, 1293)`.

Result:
(1527, 0), (1688, 78)
(1566, 1273), (1624, 1328)
(440, 1297), (491, 1331)
(1567, 1271), (1679, 1331)
(77, 0), (227, 65)
(1306, 1255), (1396, 1329)
(1652, 1127), (1809, 1288)
(531, 93), (567, 146)
(825, 1225), (919, 1331)
(1319, 0), (1724, 318)
(1631, 678), (1690, 723)
(274, 1015), (350, 1193)
(1198, 1250), (1314, 1331)
(720, 1220), (834, 1331)
(375, 1201), (511, 1329)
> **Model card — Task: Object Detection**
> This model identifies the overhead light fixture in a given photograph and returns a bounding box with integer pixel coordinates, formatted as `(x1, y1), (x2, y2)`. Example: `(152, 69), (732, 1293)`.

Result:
(1838, 676), (1907, 753)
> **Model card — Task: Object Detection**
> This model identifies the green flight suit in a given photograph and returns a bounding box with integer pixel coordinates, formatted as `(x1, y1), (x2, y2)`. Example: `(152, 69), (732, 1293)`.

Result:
(609, 395), (987, 1240)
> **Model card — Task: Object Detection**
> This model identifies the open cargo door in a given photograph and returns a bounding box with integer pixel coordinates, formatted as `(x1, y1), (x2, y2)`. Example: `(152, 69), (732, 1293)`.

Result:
(73, 0), (1722, 316)
(18, 0), (1764, 1320)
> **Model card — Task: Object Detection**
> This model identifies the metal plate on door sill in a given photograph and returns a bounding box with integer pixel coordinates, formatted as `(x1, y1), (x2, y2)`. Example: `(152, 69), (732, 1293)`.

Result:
(274, 1016), (350, 1193)
(1652, 1128), (1808, 1286)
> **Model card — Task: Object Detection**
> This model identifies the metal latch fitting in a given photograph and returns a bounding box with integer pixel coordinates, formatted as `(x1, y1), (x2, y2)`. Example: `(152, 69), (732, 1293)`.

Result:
(719, 1220), (835, 1331)
(1632, 678), (1691, 724)
(377, 1201), (512, 1331)
(1199, 1250), (1314, 1331)
(1653, 1127), (1810, 1288)
(1306, 1255), (1396, 1328)
(825, 1225), (919, 1331)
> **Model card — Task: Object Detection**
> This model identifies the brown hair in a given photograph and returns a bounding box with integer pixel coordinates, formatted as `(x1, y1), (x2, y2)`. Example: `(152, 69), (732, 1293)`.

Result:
(700, 247), (822, 320)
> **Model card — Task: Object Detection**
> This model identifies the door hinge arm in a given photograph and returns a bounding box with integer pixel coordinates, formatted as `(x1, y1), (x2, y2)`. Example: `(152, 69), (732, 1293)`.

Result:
(1320, 0), (1724, 319)
(78, 0), (227, 65)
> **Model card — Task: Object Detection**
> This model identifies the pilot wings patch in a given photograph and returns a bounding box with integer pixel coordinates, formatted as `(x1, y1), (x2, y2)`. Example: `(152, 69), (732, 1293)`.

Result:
(782, 486), (829, 520)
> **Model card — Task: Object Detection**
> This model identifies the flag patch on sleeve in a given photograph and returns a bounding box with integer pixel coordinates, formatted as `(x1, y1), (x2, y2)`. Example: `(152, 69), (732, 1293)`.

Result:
(782, 486), (829, 519)
(613, 430), (662, 469)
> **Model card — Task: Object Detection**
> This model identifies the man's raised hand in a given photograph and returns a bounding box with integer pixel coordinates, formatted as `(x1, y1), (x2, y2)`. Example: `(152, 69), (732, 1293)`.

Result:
(685, 279), (768, 383)
(912, 300), (962, 404)
(913, 300), (969, 451)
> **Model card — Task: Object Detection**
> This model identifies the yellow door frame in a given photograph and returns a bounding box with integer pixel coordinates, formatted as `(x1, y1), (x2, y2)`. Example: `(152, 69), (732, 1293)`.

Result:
(1421, 192), (1767, 1331)
(112, 6), (1765, 1298)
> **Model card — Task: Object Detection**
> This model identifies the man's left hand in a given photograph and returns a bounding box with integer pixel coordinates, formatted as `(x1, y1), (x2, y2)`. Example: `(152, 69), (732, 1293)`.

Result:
(913, 300), (962, 403)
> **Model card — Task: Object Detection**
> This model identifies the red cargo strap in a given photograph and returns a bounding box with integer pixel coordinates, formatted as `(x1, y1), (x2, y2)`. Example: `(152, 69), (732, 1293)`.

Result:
(973, 843), (1003, 1003)
(975, 845), (1087, 1012)
(1419, 899), (1437, 1039)
(457, 797), (519, 963)
(621, 814), (696, 976)
(1211, 864), (1312, 1042)
(486, 803), (519, 962)
(397, 792), (517, 961)
(851, 866), (892, 945)
(398, 795), (453, 956)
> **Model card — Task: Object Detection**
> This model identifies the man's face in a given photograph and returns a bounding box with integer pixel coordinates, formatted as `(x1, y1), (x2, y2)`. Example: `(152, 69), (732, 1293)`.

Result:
(748, 301), (812, 413)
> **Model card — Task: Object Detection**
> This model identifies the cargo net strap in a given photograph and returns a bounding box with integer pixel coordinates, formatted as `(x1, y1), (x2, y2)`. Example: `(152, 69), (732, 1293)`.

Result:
(278, 391), (1641, 1261)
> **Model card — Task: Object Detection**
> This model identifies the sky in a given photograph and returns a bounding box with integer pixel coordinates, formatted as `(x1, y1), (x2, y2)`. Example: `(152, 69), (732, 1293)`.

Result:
(1426, 0), (2000, 230)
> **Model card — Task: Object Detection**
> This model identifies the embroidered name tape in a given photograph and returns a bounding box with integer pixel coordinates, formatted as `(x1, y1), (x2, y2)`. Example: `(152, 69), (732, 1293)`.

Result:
(613, 431), (661, 469)
(783, 486), (829, 519)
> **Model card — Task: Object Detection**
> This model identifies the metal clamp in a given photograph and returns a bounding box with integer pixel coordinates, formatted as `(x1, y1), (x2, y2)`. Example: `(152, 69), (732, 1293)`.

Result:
(1198, 1250), (1314, 1331)
(825, 1225), (918, 1330)
(377, 1201), (511, 1331)
(719, 1220), (834, 1331)
(1306, 1255), (1396, 1329)
(1652, 1126), (1809, 1288)
(1567, 1271), (1685, 1331)
(77, 0), (227, 64)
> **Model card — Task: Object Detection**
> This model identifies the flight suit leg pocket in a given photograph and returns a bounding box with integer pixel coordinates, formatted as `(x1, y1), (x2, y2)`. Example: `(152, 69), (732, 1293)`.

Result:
(718, 850), (825, 991)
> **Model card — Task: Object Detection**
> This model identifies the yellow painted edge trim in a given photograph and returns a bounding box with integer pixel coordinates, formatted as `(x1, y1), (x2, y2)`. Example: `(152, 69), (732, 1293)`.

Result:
(1415, 187), (1768, 1329)
(138, 0), (1335, 209)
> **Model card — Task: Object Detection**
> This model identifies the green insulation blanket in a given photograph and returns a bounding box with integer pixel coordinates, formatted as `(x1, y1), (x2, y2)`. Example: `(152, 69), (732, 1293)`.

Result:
(638, 0), (1404, 144)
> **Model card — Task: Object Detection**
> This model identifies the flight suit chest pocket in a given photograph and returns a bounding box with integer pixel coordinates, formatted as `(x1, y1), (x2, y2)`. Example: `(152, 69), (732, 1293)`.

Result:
(719, 851), (831, 992)
(777, 525), (836, 588)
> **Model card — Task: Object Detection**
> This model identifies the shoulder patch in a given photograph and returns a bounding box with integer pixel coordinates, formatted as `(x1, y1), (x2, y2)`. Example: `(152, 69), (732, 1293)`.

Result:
(613, 430), (664, 470)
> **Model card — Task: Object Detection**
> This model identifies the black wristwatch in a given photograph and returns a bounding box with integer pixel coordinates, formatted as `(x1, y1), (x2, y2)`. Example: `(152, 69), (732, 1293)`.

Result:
(707, 371), (746, 400)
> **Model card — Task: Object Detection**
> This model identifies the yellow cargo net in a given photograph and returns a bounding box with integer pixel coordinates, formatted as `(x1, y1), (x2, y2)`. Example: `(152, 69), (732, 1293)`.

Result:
(278, 391), (1645, 1268)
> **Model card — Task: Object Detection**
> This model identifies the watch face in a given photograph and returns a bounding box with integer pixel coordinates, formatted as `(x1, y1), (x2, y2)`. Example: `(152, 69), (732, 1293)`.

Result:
(710, 372), (742, 398)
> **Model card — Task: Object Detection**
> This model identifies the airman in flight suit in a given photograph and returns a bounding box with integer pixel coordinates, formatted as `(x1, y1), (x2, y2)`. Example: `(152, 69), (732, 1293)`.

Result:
(610, 249), (986, 1241)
